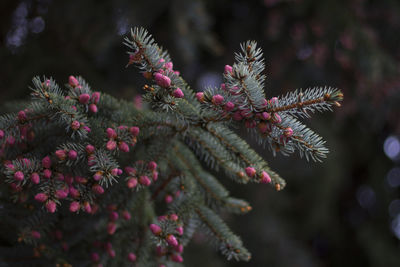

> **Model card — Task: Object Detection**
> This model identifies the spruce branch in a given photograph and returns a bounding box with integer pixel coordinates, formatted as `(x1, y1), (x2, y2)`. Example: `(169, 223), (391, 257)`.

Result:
(0, 26), (342, 266)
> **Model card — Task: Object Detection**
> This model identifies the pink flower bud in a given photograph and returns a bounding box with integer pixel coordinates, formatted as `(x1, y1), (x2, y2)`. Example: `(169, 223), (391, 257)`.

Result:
(69, 186), (80, 198)
(175, 244), (184, 253)
(212, 94), (224, 105)
(92, 184), (104, 194)
(0, 130), (4, 139)
(34, 193), (48, 202)
(196, 92), (205, 102)
(173, 88), (184, 98)
(165, 195), (173, 204)
(127, 178), (138, 188)
(93, 172), (102, 181)
(284, 127), (293, 137)
(108, 249), (116, 258)
(83, 202), (92, 213)
(69, 201), (80, 212)
(271, 113), (282, 124)
(68, 150), (78, 160)
(128, 252), (137, 262)
(171, 253), (183, 263)
(18, 110), (27, 121)
(152, 171), (159, 181)
(233, 111), (243, 121)
(156, 246), (167, 256)
(46, 200), (56, 213)
(107, 222), (117, 235)
(31, 230), (41, 239)
(69, 76), (79, 87)
(79, 93), (90, 104)
(42, 156), (52, 168)
(260, 171), (271, 184)
(270, 97), (278, 106)
(91, 252), (100, 262)
(118, 142), (130, 152)
(176, 226), (184, 236)
(109, 211), (119, 221)
(166, 234), (178, 247)
(147, 161), (157, 171)
(221, 83), (226, 91)
(14, 171), (24, 181)
(129, 126), (140, 136)
(164, 61), (173, 70)
(224, 101), (235, 111)
(245, 120), (256, 128)
(87, 155), (96, 166)
(83, 126), (91, 132)
(106, 140), (117, 151)
(169, 214), (179, 221)
(111, 168), (120, 176)
(91, 92), (101, 104)
(86, 144), (95, 154)
(154, 73), (171, 88)
(31, 173), (40, 184)
(55, 150), (66, 160)
(106, 128), (117, 139)
(89, 104), (98, 113)
(43, 169), (52, 179)
(224, 64), (233, 74)
(150, 224), (162, 235)
(56, 189), (68, 199)
(71, 120), (80, 130)
(245, 167), (256, 177)
(262, 112), (271, 120)
(122, 211), (131, 220)
(139, 175), (151, 186)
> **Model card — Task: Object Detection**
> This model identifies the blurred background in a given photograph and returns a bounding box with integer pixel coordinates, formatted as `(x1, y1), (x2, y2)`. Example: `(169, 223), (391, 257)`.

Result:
(0, 0), (400, 266)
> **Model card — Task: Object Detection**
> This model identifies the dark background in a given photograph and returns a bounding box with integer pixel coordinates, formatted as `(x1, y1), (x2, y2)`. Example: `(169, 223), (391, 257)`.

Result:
(1, 0), (400, 266)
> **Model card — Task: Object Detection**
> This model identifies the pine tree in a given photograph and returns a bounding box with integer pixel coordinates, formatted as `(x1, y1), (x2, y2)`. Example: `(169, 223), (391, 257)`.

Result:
(0, 27), (342, 266)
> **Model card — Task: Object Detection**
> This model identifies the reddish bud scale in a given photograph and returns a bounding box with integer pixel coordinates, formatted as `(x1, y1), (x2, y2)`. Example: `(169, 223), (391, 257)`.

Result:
(284, 127), (293, 137)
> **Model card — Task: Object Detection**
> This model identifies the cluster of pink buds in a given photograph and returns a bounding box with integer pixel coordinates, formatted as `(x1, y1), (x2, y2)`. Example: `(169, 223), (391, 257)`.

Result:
(105, 125), (139, 153)
(151, 213), (184, 263)
(146, 58), (184, 99)
(68, 75), (101, 113)
(105, 205), (132, 235)
(242, 166), (272, 184)
(125, 160), (158, 189)
(55, 148), (79, 161)
(70, 120), (91, 133)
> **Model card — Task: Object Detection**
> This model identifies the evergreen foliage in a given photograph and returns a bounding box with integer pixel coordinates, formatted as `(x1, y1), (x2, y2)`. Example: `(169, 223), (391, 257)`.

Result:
(0, 27), (342, 266)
